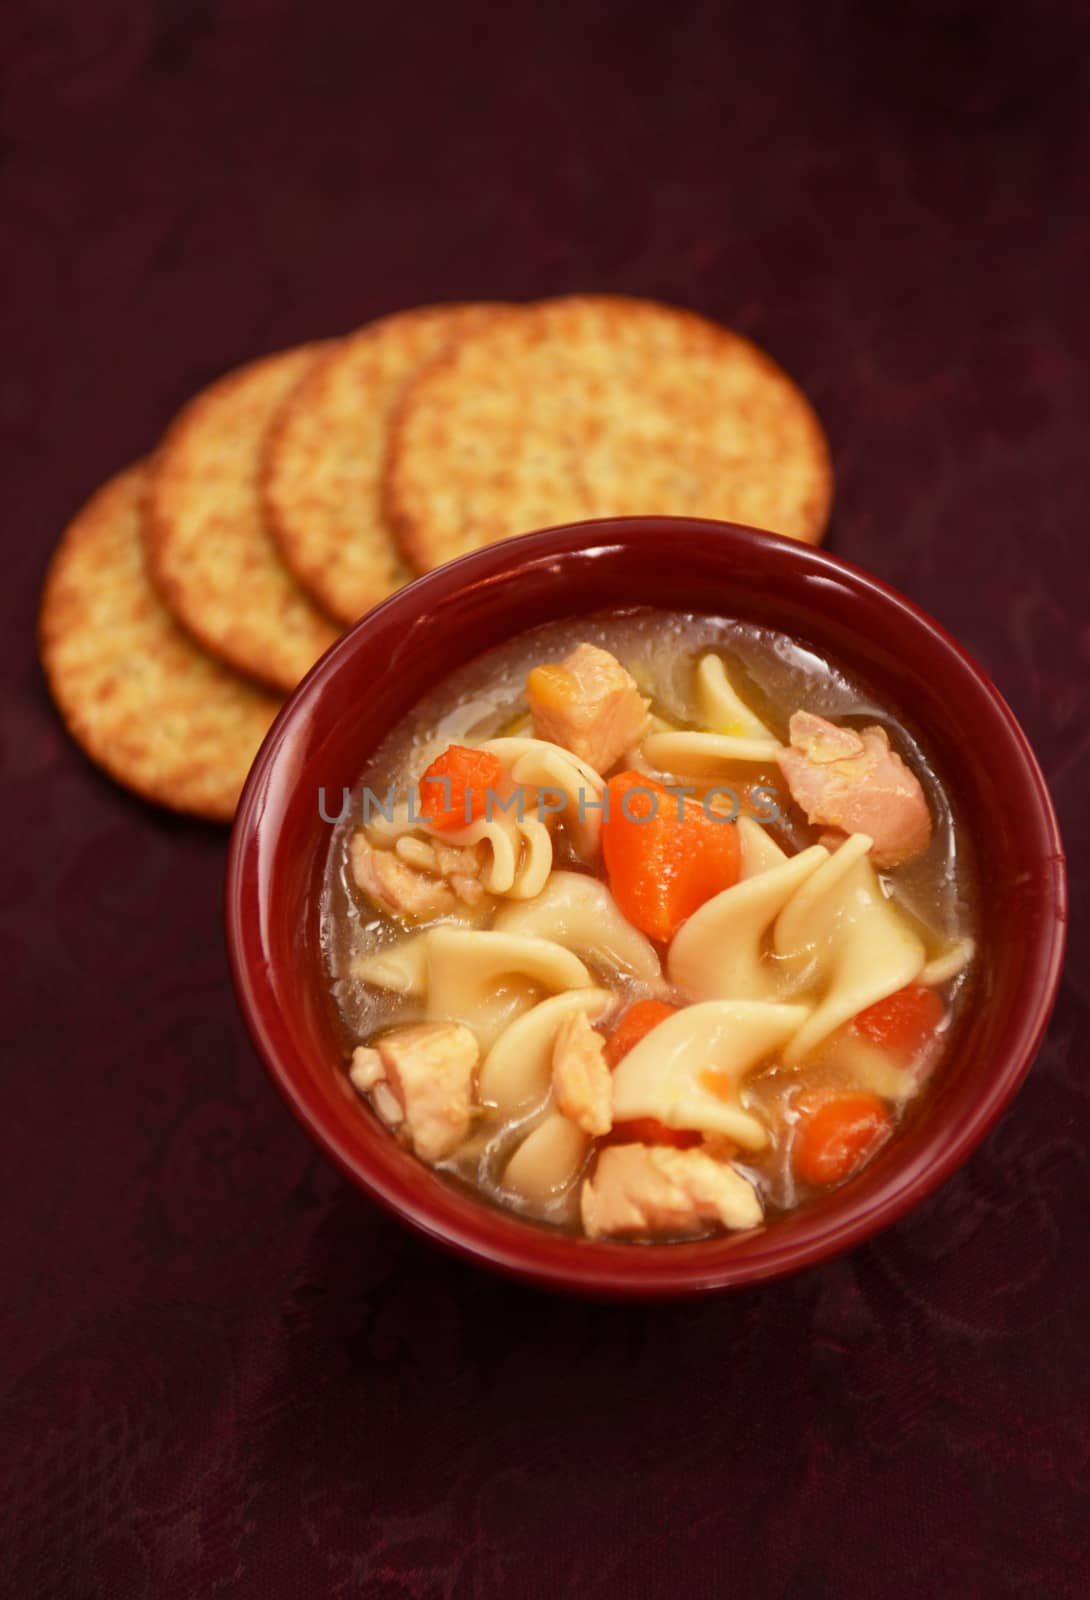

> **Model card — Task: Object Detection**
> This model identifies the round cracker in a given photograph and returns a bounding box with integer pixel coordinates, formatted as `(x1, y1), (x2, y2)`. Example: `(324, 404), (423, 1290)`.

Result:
(384, 295), (834, 570)
(262, 303), (506, 623)
(146, 345), (341, 692)
(39, 465), (282, 822)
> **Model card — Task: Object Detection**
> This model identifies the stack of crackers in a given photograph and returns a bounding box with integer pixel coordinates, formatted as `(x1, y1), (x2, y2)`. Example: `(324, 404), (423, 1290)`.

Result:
(39, 295), (833, 823)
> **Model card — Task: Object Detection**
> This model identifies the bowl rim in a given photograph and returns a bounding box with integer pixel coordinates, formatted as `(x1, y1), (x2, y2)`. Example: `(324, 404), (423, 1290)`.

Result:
(226, 516), (1067, 1298)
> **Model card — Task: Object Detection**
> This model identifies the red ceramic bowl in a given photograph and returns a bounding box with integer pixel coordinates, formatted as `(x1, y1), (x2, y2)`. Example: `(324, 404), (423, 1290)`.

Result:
(225, 518), (1066, 1299)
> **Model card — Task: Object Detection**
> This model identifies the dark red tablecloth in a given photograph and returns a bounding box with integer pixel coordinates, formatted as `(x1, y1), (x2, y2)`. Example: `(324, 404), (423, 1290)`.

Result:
(4, 3), (1088, 1595)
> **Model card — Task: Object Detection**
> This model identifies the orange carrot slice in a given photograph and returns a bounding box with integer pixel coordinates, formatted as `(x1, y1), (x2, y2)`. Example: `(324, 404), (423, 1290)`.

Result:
(793, 1092), (893, 1187)
(603, 999), (681, 1068)
(601, 772), (740, 942)
(605, 1118), (703, 1150)
(418, 745), (503, 832)
(853, 984), (945, 1060)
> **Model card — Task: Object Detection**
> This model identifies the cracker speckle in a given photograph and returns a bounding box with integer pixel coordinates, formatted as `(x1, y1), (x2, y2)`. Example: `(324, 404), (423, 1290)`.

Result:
(263, 304), (507, 622)
(146, 345), (340, 692)
(385, 295), (833, 571)
(39, 464), (282, 821)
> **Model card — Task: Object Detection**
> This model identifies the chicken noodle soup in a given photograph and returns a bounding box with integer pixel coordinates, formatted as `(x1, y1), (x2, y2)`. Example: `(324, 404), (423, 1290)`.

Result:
(322, 611), (976, 1242)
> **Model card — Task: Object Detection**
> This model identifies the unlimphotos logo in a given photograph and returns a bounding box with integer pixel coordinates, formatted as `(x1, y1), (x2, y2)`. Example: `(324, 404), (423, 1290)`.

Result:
(317, 782), (780, 827)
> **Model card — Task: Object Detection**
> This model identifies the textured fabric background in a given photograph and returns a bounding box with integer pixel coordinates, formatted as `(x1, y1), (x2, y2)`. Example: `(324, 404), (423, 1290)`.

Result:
(3, 3), (1088, 1596)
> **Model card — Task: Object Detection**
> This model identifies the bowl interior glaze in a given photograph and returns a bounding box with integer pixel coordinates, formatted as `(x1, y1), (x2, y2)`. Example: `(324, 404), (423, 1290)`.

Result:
(226, 519), (1066, 1297)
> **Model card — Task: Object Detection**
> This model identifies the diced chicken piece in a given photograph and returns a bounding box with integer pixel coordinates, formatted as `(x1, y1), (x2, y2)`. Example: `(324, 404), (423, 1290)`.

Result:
(351, 833), (456, 919)
(581, 1144), (763, 1239)
(435, 841), (489, 907)
(349, 1045), (385, 1091)
(527, 643), (649, 774)
(789, 714), (865, 763)
(395, 836), (439, 872)
(371, 1082), (404, 1126)
(448, 873), (486, 908)
(352, 1022), (479, 1163)
(350, 832), (487, 921)
(350, 1048), (404, 1127)
(434, 841), (485, 876)
(552, 1010), (612, 1136)
(777, 712), (932, 869)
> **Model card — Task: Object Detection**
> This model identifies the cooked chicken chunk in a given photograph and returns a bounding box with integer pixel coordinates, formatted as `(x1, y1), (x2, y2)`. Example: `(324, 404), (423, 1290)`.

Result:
(351, 833), (455, 919)
(580, 1144), (763, 1238)
(777, 711), (932, 869)
(435, 841), (487, 877)
(350, 832), (485, 920)
(394, 836), (440, 872)
(350, 1022), (479, 1163)
(527, 643), (649, 774)
(349, 1050), (405, 1129)
(349, 1046), (385, 1092)
(551, 1010), (612, 1136)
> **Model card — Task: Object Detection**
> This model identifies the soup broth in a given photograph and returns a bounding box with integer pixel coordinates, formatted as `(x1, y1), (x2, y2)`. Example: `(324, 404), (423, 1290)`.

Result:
(321, 609), (976, 1242)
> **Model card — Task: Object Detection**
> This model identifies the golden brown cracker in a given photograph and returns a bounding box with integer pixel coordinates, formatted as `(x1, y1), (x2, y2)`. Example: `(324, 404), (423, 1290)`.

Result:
(262, 304), (507, 622)
(39, 465), (282, 822)
(384, 295), (833, 571)
(146, 345), (341, 692)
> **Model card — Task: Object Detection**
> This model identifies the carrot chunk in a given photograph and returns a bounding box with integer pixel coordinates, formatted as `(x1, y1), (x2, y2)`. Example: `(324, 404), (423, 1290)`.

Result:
(601, 772), (741, 942)
(525, 663), (578, 709)
(601, 1001), (698, 1146)
(793, 1092), (893, 1187)
(603, 999), (681, 1068)
(852, 983), (945, 1060)
(418, 745), (503, 832)
(605, 1118), (703, 1150)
